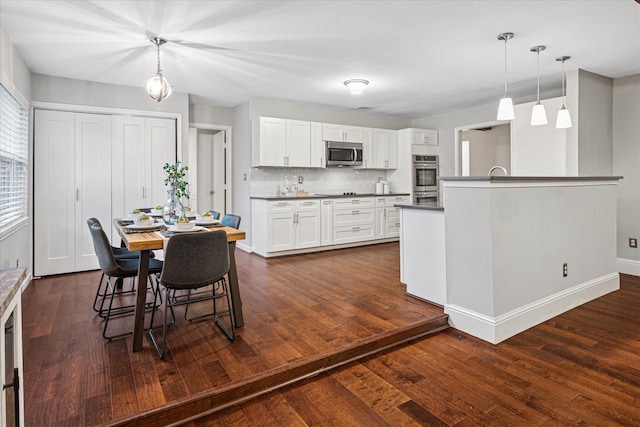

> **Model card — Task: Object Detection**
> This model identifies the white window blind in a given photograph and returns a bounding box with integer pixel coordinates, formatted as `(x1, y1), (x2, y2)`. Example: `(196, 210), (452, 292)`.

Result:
(0, 83), (28, 228)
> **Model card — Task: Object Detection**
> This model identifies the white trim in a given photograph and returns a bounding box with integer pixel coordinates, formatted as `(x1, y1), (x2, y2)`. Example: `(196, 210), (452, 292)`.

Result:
(442, 180), (620, 189)
(445, 272), (620, 344)
(236, 242), (253, 253)
(454, 119), (510, 176)
(618, 258), (640, 276)
(0, 217), (28, 242)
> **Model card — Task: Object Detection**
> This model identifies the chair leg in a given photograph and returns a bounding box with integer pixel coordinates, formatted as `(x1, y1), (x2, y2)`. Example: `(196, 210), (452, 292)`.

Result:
(213, 278), (235, 341)
(92, 273), (106, 313)
(148, 286), (170, 359)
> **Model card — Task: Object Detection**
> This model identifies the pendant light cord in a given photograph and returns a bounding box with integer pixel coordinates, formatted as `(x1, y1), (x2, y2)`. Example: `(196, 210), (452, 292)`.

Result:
(536, 50), (541, 103)
(561, 59), (566, 107)
(156, 42), (161, 74)
(503, 37), (508, 97)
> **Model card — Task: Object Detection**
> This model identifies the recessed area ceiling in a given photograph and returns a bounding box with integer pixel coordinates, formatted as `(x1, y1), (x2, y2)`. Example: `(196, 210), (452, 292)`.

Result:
(1, 0), (638, 118)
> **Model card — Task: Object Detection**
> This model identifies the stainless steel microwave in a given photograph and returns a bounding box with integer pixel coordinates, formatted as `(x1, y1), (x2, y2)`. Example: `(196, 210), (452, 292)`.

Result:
(326, 141), (363, 167)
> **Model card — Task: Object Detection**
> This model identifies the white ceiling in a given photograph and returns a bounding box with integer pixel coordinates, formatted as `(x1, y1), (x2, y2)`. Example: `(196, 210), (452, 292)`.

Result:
(1, 0), (639, 118)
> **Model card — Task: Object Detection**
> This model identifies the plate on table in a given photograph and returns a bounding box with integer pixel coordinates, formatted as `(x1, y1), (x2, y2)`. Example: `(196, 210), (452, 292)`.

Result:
(127, 222), (161, 230)
(195, 218), (220, 226)
(167, 225), (205, 233)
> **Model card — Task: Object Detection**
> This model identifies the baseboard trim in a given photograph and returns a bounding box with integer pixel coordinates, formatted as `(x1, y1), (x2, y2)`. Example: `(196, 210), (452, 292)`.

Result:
(618, 258), (640, 276)
(445, 272), (620, 344)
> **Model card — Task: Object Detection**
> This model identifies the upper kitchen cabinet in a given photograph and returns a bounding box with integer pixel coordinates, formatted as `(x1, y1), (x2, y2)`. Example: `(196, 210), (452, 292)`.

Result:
(309, 122), (325, 168)
(411, 128), (438, 146)
(322, 123), (364, 143)
(252, 117), (311, 167)
(370, 128), (398, 169)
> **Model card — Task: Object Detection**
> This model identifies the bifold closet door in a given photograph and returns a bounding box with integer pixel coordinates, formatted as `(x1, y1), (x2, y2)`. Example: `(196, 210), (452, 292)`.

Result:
(34, 110), (111, 276)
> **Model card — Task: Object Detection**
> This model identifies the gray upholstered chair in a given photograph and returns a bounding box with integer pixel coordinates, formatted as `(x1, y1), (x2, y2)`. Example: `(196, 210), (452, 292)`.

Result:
(148, 230), (234, 359)
(220, 213), (241, 229)
(88, 221), (164, 340)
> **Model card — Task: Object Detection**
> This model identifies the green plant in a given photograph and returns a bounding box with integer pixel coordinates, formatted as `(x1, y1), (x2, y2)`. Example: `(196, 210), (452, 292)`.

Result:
(163, 161), (190, 200)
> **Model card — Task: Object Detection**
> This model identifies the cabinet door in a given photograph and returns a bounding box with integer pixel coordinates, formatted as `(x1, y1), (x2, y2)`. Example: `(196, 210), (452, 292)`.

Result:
(145, 117), (177, 206)
(359, 128), (374, 169)
(343, 126), (364, 143)
(320, 199), (333, 246)
(385, 130), (398, 169)
(322, 123), (344, 141)
(286, 120), (311, 167)
(267, 212), (296, 252)
(113, 116), (145, 215)
(75, 113), (112, 272)
(374, 207), (386, 239)
(296, 211), (320, 249)
(34, 110), (76, 276)
(413, 129), (438, 146)
(259, 117), (287, 166)
(310, 122), (325, 168)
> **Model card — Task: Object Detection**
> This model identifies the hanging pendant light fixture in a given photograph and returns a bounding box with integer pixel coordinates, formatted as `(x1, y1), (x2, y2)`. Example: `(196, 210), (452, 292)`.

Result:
(556, 55), (572, 129)
(146, 37), (172, 102)
(530, 45), (548, 126)
(496, 32), (515, 120)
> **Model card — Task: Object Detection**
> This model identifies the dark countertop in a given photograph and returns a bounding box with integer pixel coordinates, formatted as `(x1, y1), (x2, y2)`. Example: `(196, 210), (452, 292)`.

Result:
(394, 202), (444, 211)
(251, 193), (410, 200)
(440, 176), (623, 182)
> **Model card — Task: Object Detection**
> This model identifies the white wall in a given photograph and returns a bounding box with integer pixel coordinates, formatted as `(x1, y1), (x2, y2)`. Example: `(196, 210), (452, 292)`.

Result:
(462, 125), (510, 176)
(0, 24), (32, 271)
(189, 104), (235, 126)
(613, 74), (640, 267)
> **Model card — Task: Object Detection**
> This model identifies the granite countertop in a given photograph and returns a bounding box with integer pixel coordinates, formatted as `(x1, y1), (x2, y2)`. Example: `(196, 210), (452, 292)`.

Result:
(0, 268), (26, 318)
(251, 193), (410, 200)
(394, 202), (444, 211)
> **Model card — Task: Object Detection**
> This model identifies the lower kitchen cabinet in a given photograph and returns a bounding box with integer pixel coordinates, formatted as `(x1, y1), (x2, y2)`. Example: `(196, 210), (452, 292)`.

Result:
(320, 199), (333, 246)
(375, 195), (409, 239)
(256, 199), (321, 253)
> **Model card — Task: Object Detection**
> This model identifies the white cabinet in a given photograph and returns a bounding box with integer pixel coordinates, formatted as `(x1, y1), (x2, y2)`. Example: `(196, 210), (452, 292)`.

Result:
(322, 123), (364, 143)
(375, 195), (409, 239)
(371, 128), (398, 169)
(34, 110), (112, 276)
(112, 116), (176, 214)
(1, 271), (25, 427)
(310, 122), (325, 168)
(252, 117), (311, 167)
(266, 199), (320, 252)
(332, 197), (375, 244)
(410, 128), (438, 146)
(320, 199), (333, 246)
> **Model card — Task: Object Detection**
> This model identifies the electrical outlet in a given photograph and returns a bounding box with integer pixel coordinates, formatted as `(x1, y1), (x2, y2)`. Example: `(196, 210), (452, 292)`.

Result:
(563, 263), (568, 277)
(630, 238), (637, 248)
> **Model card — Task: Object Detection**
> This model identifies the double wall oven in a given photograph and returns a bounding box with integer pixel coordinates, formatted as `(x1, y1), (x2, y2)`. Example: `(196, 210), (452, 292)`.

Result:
(412, 154), (439, 205)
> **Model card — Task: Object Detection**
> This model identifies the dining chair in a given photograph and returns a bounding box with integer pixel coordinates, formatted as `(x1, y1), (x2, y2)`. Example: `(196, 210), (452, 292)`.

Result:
(220, 213), (241, 229)
(86, 218), (155, 314)
(148, 230), (235, 359)
(208, 210), (221, 220)
(88, 221), (164, 340)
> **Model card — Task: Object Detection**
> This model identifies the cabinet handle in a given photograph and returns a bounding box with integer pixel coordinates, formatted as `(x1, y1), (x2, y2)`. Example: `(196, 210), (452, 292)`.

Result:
(352, 210), (360, 214)
(323, 200), (331, 205)
(352, 200), (359, 204)
(76, 189), (79, 202)
(352, 226), (360, 231)
(295, 212), (299, 223)
(142, 187), (146, 199)
(303, 201), (314, 206)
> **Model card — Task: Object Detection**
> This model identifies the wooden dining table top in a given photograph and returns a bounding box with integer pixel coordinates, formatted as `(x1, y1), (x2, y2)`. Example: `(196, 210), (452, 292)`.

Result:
(114, 220), (246, 251)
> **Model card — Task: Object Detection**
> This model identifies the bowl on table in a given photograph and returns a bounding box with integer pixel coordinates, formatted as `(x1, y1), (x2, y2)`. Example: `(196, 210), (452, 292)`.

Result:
(151, 208), (164, 216)
(126, 211), (141, 219)
(174, 221), (195, 230)
(133, 216), (154, 226)
(195, 214), (215, 223)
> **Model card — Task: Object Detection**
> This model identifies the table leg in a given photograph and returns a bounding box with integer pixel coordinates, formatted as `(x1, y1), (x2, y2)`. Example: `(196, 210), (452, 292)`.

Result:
(227, 241), (244, 328)
(132, 249), (150, 352)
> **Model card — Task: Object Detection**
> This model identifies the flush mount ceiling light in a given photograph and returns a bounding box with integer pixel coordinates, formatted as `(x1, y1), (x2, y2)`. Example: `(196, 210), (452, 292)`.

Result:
(146, 37), (172, 102)
(530, 45), (548, 126)
(344, 79), (369, 95)
(496, 32), (515, 121)
(556, 55), (572, 129)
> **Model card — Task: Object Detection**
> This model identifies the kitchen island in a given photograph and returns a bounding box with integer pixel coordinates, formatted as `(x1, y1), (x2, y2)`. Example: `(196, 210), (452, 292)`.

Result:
(396, 176), (622, 344)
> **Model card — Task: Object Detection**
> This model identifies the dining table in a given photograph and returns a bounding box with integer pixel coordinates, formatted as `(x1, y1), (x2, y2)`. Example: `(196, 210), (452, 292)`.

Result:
(114, 219), (246, 352)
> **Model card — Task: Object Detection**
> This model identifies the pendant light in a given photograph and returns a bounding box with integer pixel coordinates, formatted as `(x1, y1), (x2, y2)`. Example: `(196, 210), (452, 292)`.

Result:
(146, 37), (172, 102)
(530, 45), (547, 125)
(556, 56), (572, 129)
(496, 32), (515, 120)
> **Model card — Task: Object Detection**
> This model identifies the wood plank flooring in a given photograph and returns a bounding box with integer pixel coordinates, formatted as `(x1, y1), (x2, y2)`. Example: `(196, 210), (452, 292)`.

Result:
(22, 242), (446, 426)
(186, 274), (640, 426)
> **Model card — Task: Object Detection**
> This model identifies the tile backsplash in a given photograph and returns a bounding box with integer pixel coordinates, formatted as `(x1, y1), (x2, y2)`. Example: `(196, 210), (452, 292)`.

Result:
(250, 167), (388, 196)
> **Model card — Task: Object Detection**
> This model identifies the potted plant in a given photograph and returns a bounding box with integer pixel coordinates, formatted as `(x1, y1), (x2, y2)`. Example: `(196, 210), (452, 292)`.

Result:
(162, 161), (189, 224)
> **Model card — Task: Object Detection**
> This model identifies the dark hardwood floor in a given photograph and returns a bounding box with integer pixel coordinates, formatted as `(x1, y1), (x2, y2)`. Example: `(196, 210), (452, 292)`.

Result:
(186, 274), (640, 426)
(22, 242), (447, 426)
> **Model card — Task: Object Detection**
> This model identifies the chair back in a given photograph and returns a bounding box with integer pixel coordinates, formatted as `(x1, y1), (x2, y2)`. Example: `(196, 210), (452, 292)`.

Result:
(208, 210), (221, 220)
(87, 217), (101, 227)
(160, 231), (230, 290)
(221, 214), (241, 229)
(88, 222), (121, 276)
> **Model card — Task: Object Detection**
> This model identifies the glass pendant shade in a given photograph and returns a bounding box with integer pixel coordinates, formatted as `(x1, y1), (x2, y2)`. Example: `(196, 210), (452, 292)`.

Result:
(147, 73), (172, 102)
(556, 106), (572, 129)
(497, 97), (515, 120)
(531, 102), (548, 125)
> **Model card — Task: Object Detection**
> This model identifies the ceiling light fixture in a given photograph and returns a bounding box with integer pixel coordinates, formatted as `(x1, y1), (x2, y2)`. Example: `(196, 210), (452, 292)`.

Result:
(496, 32), (515, 121)
(146, 37), (172, 102)
(344, 79), (369, 95)
(556, 55), (572, 129)
(530, 45), (548, 126)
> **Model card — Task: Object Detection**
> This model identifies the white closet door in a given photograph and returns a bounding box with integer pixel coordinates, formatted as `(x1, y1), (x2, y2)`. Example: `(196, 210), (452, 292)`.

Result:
(75, 113), (112, 272)
(145, 118), (177, 207)
(34, 110), (76, 276)
(112, 116), (146, 215)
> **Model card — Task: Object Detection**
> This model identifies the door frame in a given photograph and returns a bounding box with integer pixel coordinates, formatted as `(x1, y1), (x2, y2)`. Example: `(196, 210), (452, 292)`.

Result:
(188, 123), (233, 216)
(453, 119), (510, 176)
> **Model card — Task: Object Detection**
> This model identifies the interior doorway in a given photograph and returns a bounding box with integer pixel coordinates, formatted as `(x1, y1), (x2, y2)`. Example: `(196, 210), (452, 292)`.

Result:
(454, 120), (511, 176)
(187, 124), (232, 216)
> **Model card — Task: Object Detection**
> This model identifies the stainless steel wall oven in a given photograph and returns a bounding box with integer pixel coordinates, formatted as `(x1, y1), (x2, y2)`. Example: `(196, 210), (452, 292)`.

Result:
(412, 154), (439, 204)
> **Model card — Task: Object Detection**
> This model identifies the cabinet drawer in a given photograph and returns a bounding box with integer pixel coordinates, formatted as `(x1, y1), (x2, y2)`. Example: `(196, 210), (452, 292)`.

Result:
(384, 222), (401, 238)
(385, 206), (401, 222)
(333, 197), (375, 210)
(295, 199), (320, 211)
(333, 224), (375, 244)
(374, 197), (387, 207)
(333, 208), (374, 226)
(268, 200), (295, 213)
(385, 195), (409, 206)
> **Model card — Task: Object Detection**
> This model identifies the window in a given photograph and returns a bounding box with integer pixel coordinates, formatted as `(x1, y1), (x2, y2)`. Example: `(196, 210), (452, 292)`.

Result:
(0, 83), (28, 230)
